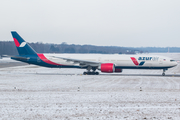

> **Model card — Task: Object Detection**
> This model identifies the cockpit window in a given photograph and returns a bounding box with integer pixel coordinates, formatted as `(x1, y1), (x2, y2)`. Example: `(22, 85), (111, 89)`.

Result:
(170, 60), (175, 62)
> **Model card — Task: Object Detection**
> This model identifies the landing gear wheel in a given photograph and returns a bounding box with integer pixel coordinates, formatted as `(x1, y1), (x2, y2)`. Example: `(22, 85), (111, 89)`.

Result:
(83, 72), (99, 75)
(162, 68), (167, 76)
(95, 72), (99, 75)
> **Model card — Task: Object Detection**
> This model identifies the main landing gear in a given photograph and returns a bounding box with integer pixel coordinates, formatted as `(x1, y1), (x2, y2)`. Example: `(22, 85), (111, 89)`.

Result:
(83, 71), (99, 75)
(162, 68), (168, 76)
(83, 66), (99, 75)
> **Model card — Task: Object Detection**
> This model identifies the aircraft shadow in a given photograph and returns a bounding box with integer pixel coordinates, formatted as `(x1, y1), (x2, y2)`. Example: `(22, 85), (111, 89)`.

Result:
(33, 73), (180, 77)
(99, 74), (180, 77)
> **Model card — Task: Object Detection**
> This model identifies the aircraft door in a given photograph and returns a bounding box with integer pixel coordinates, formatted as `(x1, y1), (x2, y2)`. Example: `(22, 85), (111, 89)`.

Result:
(159, 58), (163, 64)
(98, 57), (101, 62)
(145, 63), (152, 68)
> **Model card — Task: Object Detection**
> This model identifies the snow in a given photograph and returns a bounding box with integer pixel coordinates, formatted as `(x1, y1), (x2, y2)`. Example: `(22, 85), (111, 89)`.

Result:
(0, 58), (16, 63)
(0, 54), (180, 119)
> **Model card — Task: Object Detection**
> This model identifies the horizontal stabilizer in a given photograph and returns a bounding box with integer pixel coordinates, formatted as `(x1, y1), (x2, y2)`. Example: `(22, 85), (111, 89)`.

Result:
(2, 55), (29, 60)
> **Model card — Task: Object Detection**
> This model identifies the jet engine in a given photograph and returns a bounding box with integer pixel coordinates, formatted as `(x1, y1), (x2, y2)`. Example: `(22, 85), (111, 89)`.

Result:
(99, 63), (115, 73)
(99, 63), (123, 73)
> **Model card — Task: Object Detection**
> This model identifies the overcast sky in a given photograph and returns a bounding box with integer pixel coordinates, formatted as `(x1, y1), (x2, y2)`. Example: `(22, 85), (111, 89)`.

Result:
(0, 0), (180, 47)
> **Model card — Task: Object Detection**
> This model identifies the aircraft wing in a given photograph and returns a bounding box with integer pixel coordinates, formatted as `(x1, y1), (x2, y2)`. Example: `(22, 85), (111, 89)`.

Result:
(50, 56), (101, 67)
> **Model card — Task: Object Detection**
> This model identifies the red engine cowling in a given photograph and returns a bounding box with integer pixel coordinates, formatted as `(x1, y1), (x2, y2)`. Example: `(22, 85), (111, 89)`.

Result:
(115, 68), (123, 73)
(100, 63), (115, 73)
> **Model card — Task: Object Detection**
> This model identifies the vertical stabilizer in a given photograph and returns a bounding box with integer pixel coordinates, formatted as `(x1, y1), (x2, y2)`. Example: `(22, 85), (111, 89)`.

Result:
(11, 31), (37, 55)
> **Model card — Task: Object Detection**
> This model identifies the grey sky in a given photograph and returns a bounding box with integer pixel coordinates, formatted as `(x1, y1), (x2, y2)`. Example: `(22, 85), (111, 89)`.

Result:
(0, 0), (180, 47)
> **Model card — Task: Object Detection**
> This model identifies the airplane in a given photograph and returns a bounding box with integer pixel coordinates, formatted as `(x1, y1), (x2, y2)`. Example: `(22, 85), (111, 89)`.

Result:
(7, 31), (177, 76)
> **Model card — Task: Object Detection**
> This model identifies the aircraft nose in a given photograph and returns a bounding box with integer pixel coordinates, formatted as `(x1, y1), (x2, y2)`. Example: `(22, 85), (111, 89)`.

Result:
(174, 61), (178, 66)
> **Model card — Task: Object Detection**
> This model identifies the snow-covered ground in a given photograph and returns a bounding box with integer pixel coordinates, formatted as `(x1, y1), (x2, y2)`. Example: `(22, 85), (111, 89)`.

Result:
(0, 58), (16, 63)
(0, 53), (180, 119)
(0, 58), (27, 68)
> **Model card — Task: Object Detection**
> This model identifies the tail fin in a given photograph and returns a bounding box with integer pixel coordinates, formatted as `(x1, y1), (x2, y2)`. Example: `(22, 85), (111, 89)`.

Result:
(11, 31), (37, 55)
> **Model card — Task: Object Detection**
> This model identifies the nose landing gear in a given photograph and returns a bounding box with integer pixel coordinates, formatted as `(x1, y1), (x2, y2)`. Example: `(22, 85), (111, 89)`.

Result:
(162, 68), (168, 76)
(162, 72), (165, 76)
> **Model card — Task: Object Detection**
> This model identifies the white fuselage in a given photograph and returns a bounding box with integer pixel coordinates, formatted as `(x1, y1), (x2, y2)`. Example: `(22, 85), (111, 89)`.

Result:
(43, 54), (177, 69)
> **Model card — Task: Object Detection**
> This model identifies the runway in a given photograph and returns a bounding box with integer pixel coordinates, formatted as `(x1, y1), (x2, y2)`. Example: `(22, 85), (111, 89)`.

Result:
(35, 72), (180, 77)
(0, 56), (180, 119)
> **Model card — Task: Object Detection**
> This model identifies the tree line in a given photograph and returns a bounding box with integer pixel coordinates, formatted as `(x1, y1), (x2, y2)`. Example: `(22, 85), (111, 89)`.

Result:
(0, 41), (136, 55)
(1, 41), (180, 56)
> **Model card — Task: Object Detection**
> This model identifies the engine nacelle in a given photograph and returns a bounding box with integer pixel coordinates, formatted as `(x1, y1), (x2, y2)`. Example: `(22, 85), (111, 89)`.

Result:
(99, 63), (123, 73)
(99, 63), (115, 73)
(115, 68), (123, 73)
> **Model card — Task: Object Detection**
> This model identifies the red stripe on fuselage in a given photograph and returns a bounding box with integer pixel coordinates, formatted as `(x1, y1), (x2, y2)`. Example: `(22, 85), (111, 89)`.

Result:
(130, 57), (139, 66)
(13, 38), (20, 47)
(37, 54), (62, 66)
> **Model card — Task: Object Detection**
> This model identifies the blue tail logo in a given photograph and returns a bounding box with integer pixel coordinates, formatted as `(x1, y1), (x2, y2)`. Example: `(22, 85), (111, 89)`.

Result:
(11, 31), (37, 55)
